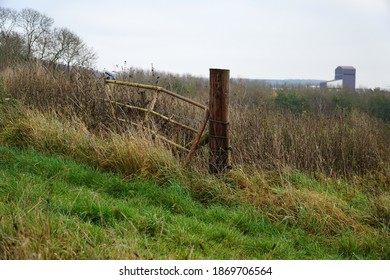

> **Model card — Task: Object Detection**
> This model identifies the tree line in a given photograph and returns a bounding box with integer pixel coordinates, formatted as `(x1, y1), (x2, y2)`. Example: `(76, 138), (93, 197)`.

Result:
(0, 6), (96, 70)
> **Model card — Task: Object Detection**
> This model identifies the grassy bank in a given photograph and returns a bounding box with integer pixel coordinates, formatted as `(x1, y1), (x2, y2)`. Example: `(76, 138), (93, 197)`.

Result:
(1, 145), (389, 259)
(0, 101), (389, 259)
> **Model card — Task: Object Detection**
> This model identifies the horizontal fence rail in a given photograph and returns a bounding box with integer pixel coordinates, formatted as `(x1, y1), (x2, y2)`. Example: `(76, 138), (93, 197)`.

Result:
(102, 99), (199, 133)
(105, 80), (208, 110)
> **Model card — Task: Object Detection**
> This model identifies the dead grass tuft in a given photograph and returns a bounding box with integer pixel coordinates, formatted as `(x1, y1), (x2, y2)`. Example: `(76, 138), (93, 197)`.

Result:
(224, 170), (362, 235)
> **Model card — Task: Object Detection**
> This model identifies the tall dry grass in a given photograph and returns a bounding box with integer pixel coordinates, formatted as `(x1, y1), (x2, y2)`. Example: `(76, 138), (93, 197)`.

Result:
(231, 106), (388, 176)
(0, 106), (184, 185)
(1, 63), (205, 154)
(1, 62), (390, 177)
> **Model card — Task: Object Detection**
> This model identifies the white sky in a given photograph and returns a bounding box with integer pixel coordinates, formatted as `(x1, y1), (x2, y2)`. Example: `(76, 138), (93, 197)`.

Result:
(1, 0), (390, 88)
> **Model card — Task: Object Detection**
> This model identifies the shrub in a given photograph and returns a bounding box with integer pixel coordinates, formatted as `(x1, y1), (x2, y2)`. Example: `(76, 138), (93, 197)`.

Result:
(332, 92), (352, 110)
(368, 94), (390, 123)
(273, 90), (309, 113)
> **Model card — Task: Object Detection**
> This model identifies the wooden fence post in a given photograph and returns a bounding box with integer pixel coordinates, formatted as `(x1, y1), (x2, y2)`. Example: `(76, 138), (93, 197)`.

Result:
(209, 68), (231, 174)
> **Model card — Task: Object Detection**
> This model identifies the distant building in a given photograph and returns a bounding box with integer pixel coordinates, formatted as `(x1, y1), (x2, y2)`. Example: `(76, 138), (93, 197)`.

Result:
(320, 79), (342, 89)
(320, 66), (356, 91)
(335, 66), (356, 90)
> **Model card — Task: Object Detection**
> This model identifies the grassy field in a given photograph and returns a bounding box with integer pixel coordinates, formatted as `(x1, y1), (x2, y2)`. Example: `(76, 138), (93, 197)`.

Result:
(0, 63), (389, 259)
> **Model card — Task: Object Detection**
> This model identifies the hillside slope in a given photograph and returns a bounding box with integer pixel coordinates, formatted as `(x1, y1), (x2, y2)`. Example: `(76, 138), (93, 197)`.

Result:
(0, 81), (388, 259)
(0, 145), (389, 259)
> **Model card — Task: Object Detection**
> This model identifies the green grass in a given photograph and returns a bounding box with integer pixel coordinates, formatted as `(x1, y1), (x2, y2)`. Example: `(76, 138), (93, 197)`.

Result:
(0, 145), (389, 259)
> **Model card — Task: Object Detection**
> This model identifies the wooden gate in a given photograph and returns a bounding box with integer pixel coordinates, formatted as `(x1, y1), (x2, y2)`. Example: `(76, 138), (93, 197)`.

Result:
(104, 68), (230, 173)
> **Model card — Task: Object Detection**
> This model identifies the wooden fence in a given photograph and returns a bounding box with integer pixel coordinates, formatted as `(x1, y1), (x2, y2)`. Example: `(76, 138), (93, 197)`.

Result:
(104, 68), (230, 174)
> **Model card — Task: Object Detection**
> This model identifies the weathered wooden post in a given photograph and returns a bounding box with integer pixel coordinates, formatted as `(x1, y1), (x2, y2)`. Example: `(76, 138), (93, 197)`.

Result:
(209, 68), (231, 174)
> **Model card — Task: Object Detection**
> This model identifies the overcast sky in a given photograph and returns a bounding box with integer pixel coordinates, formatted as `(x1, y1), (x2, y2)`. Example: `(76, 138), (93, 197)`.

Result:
(2, 0), (390, 88)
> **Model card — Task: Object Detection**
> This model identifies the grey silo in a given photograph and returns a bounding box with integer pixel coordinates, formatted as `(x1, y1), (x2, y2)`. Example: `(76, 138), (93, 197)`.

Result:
(335, 66), (356, 91)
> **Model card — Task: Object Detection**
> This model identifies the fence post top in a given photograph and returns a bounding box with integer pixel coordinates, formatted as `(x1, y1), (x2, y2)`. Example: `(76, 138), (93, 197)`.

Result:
(209, 68), (230, 72)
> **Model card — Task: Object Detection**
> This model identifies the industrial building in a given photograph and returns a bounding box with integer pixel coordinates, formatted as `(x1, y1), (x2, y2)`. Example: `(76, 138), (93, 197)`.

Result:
(320, 66), (356, 91)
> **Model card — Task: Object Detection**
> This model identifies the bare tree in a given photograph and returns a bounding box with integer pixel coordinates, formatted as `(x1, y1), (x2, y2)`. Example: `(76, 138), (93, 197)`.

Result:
(51, 28), (81, 69)
(17, 8), (54, 59)
(1, 6), (96, 69)
(51, 28), (96, 70)
(35, 24), (55, 60)
(0, 7), (25, 65)
(77, 44), (97, 68)
(0, 7), (18, 37)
